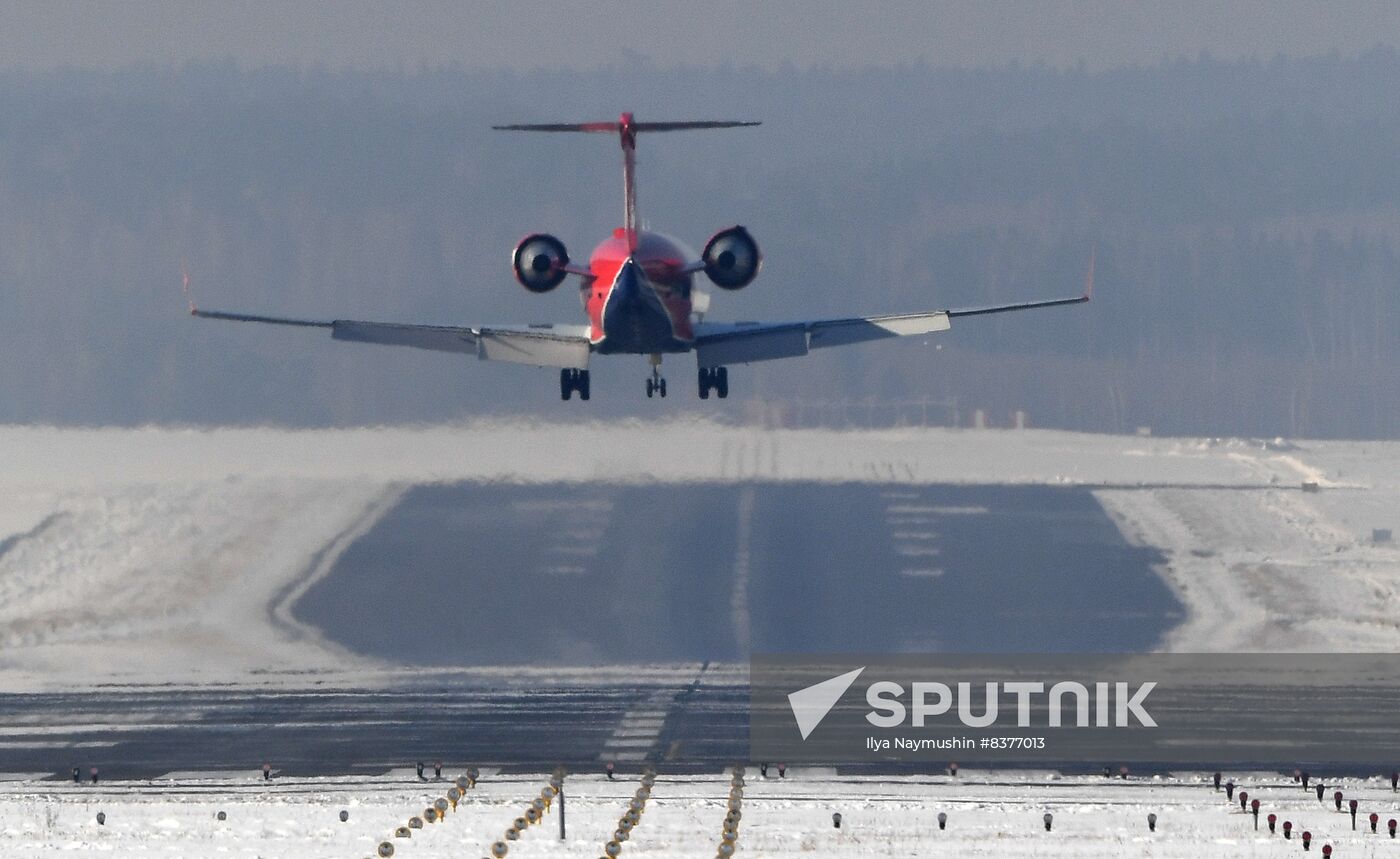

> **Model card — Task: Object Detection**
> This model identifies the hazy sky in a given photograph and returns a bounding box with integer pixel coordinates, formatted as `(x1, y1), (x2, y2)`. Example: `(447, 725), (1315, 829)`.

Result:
(2, 0), (1398, 72)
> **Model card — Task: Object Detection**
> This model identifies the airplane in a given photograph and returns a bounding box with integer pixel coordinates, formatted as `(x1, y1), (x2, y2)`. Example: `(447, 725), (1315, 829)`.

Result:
(189, 112), (1091, 401)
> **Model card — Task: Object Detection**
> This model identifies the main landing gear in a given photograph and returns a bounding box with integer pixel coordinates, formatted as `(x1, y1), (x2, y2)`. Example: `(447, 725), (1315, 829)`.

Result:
(645, 354), (667, 398)
(560, 368), (590, 401)
(698, 366), (729, 399)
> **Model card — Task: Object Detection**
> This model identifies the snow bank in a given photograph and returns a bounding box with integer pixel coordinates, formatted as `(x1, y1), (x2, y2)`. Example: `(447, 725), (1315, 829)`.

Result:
(1097, 440), (1400, 652)
(0, 421), (1282, 488)
(1, 422), (1397, 687)
(0, 477), (393, 685)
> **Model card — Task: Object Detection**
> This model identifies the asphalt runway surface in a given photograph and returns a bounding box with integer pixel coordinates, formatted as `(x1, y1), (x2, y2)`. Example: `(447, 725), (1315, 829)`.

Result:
(4, 673), (1395, 779)
(1, 482), (1189, 778)
(297, 482), (1179, 662)
(0, 672), (745, 779)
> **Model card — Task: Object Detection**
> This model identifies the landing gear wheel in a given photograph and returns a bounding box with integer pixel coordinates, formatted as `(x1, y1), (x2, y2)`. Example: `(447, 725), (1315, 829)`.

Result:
(699, 367), (728, 400)
(561, 368), (591, 401)
(646, 360), (666, 399)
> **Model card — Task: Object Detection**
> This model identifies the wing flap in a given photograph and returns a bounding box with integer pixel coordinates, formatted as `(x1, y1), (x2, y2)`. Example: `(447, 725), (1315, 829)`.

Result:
(695, 323), (808, 367)
(331, 320), (476, 353)
(476, 327), (591, 368)
(694, 312), (950, 367)
(334, 321), (591, 367)
(194, 308), (591, 369)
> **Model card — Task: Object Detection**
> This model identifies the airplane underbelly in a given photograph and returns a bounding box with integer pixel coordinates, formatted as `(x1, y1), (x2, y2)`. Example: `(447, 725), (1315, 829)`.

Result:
(597, 300), (690, 354)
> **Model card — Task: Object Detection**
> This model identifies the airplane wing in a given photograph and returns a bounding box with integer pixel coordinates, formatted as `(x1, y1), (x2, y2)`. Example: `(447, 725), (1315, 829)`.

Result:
(190, 309), (592, 369)
(693, 278), (1091, 369)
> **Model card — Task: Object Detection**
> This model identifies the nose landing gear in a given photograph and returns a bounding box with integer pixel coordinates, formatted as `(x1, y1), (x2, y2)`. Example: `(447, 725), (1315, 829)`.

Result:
(698, 366), (729, 399)
(645, 354), (667, 398)
(560, 368), (590, 401)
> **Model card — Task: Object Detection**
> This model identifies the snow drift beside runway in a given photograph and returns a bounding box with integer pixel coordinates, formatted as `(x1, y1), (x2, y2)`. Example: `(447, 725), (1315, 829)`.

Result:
(0, 420), (1310, 487)
(0, 421), (1397, 687)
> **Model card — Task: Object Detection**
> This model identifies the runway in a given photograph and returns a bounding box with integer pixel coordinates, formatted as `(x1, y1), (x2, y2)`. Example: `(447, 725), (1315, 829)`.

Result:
(0, 481), (1184, 778)
(5, 668), (1397, 779)
(294, 481), (1179, 663)
(0, 672), (747, 779)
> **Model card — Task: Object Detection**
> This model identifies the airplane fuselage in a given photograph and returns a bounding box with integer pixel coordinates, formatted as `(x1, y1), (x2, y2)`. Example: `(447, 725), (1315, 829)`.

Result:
(586, 229), (696, 355)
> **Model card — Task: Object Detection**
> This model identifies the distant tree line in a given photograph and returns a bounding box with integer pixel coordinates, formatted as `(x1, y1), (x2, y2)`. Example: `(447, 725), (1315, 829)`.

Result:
(0, 51), (1395, 436)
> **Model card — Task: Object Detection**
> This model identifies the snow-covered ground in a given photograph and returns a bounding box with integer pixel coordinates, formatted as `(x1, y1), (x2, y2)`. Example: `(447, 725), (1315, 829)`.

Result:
(4, 423), (1399, 854)
(1097, 438), (1400, 652)
(2, 769), (1395, 858)
(1, 421), (1398, 687)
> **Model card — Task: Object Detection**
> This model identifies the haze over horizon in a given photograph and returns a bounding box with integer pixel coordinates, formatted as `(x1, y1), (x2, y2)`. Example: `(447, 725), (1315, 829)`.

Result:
(1, 1), (1397, 74)
(0, 5), (1397, 437)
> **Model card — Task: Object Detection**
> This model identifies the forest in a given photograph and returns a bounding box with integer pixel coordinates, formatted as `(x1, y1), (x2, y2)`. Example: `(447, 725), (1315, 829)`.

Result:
(0, 50), (1395, 436)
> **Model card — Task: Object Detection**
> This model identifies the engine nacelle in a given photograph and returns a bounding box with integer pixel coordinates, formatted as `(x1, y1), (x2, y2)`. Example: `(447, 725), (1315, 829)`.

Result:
(512, 233), (570, 293)
(702, 226), (761, 290)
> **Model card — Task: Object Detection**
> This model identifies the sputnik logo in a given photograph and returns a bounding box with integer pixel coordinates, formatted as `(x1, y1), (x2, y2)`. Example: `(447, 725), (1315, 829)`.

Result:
(788, 667), (865, 740)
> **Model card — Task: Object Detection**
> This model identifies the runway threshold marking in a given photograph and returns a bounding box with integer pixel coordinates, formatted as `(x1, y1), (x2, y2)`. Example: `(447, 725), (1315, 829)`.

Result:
(885, 491), (949, 581)
(900, 568), (946, 578)
(540, 494), (614, 577)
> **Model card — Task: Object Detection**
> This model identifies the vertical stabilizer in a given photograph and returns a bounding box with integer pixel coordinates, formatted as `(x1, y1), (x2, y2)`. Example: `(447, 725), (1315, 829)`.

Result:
(493, 115), (760, 252)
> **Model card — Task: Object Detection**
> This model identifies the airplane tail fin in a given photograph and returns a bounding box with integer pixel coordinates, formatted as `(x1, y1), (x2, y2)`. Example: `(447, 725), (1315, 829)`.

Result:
(494, 113), (760, 248)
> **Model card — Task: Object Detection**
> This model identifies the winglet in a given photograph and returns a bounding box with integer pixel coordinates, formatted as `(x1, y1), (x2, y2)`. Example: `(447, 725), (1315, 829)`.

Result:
(1083, 246), (1096, 301)
(181, 261), (197, 315)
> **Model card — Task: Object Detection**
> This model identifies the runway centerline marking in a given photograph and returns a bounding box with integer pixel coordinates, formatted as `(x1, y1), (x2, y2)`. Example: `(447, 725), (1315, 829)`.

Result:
(729, 487), (756, 656)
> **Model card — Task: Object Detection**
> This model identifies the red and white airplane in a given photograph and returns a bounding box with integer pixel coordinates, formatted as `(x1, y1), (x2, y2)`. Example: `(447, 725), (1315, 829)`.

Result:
(191, 113), (1091, 400)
